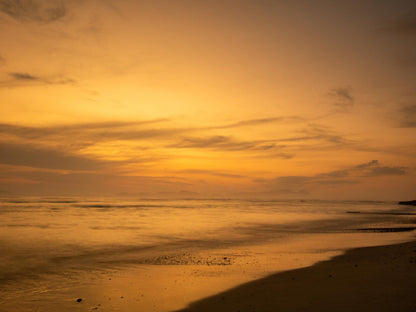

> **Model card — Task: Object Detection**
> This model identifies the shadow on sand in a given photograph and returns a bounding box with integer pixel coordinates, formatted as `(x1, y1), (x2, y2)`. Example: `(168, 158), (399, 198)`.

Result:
(176, 240), (416, 312)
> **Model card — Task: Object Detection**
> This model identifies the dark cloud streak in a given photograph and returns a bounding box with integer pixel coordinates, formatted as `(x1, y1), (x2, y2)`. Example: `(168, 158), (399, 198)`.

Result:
(0, 119), (351, 159)
(381, 12), (416, 35)
(367, 166), (406, 176)
(9, 72), (39, 81)
(0, 119), (170, 138)
(0, 116), (304, 148)
(0, 0), (67, 23)
(328, 86), (354, 112)
(0, 142), (107, 171)
(213, 116), (302, 129)
(170, 135), (291, 152)
(397, 104), (416, 127)
(177, 169), (247, 179)
(260, 160), (407, 193)
(2, 72), (76, 87)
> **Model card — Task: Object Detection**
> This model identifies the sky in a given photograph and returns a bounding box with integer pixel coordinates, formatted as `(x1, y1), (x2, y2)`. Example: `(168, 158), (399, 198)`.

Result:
(0, 0), (415, 200)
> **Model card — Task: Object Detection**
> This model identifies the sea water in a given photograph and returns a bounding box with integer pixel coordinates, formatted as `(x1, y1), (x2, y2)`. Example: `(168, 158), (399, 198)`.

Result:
(0, 197), (415, 311)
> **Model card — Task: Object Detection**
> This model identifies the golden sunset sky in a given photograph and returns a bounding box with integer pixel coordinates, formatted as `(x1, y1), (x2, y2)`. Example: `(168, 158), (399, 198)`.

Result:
(0, 0), (415, 199)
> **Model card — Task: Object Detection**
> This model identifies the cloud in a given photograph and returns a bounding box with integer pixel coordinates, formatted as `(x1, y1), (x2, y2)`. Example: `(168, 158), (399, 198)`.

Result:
(2, 71), (76, 87)
(177, 169), (247, 179)
(0, 115), (301, 143)
(397, 104), (416, 127)
(0, 118), (351, 169)
(170, 123), (349, 153)
(0, 119), (351, 164)
(346, 160), (405, 177)
(259, 160), (407, 192)
(0, 119), (183, 160)
(0, 0), (67, 23)
(169, 135), (288, 152)
(272, 176), (311, 186)
(354, 159), (379, 169)
(300, 123), (347, 144)
(0, 119), (170, 139)
(0, 168), (194, 196)
(267, 175), (358, 189)
(9, 72), (39, 81)
(330, 159), (406, 178)
(328, 86), (354, 112)
(381, 12), (416, 35)
(213, 116), (302, 129)
(170, 136), (256, 151)
(367, 166), (406, 176)
(0, 142), (109, 171)
(0, 120), (186, 152)
(101, 0), (123, 17)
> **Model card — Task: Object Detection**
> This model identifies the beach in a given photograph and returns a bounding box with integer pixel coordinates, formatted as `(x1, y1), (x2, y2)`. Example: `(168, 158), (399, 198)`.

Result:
(2, 1), (416, 310)
(178, 240), (416, 312)
(0, 198), (415, 311)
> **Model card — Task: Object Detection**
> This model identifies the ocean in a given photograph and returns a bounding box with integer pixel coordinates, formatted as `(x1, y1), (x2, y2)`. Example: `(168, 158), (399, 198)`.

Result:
(0, 197), (415, 311)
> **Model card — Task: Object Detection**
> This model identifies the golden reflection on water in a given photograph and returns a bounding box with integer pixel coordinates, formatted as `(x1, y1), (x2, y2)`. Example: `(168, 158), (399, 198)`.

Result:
(2, 231), (415, 312)
(1, 199), (415, 311)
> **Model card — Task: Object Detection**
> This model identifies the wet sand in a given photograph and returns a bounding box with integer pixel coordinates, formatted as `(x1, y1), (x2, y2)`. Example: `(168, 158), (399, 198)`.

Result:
(1, 233), (415, 312)
(2, 197), (416, 312)
(177, 240), (416, 312)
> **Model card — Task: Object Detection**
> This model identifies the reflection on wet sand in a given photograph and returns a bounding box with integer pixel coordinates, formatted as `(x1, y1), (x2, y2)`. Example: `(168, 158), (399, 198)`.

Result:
(0, 198), (415, 311)
(177, 241), (416, 312)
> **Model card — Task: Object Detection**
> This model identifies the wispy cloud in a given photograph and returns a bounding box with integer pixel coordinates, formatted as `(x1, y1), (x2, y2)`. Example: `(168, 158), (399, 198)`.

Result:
(169, 136), (267, 151)
(9, 72), (39, 81)
(328, 86), (354, 113)
(2, 71), (76, 87)
(300, 123), (347, 144)
(368, 166), (406, 176)
(381, 12), (416, 35)
(212, 116), (302, 130)
(397, 103), (416, 127)
(0, 119), (351, 164)
(0, 168), (193, 196)
(0, 119), (173, 148)
(315, 159), (406, 179)
(170, 122), (349, 154)
(354, 159), (378, 169)
(259, 160), (407, 192)
(0, 116), (303, 147)
(0, 0), (67, 23)
(0, 142), (108, 171)
(176, 169), (247, 179)
(170, 135), (308, 154)
(341, 159), (405, 177)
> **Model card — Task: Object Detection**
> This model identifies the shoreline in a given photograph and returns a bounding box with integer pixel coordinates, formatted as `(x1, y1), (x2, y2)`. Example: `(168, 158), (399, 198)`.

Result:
(176, 238), (416, 312)
(1, 197), (415, 312)
(0, 235), (414, 311)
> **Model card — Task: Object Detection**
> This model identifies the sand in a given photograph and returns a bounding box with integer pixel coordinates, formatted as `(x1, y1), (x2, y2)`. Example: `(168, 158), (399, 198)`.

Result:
(2, 234), (415, 312)
(1, 233), (415, 311)
(176, 240), (416, 312)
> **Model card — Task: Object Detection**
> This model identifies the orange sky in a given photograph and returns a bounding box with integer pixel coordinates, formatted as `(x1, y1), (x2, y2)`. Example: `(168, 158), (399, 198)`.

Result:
(0, 0), (415, 199)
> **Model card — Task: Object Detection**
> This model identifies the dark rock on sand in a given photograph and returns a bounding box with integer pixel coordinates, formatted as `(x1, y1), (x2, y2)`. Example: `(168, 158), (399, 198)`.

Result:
(76, 298), (82, 302)
(398, 200), (416, 206)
